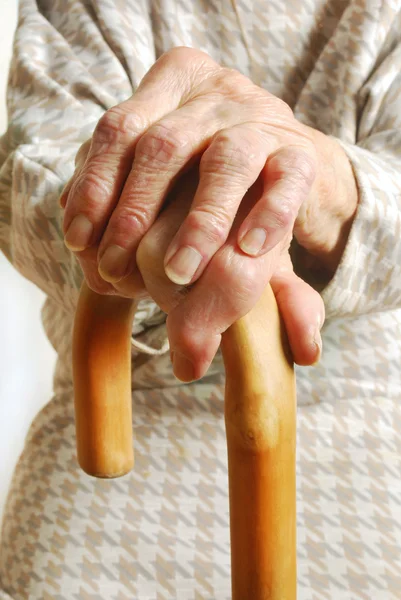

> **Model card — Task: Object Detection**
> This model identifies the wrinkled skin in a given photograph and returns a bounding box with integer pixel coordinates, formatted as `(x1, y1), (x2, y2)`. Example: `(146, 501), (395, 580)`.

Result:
(61, 47), (357, 381)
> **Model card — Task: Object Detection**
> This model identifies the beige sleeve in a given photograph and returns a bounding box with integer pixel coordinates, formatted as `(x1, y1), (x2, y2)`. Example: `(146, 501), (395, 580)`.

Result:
(321, 34), (401, 318)
(0, 0), (154, 314)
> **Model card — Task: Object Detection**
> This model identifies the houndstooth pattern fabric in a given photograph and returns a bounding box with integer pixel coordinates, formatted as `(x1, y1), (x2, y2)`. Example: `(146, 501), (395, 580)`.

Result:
(0, 386), (400, 599)
(1, 0), (401, 597)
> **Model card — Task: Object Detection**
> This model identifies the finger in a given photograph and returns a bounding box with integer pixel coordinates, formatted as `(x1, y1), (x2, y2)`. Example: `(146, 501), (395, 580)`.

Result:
(270, 253), (325, 366)
(167, 238), (278, 382)
(71, 244), (147, 299)
(136, 173), (268, 384)
(59, 139), (91, 209)
(135, 174), (198, 312)
(167, 245), (324, 381)
(165, 185), (279, 381)
(62, 100), (155, 252)
(138, 179), (323, 382)
(72, 247), (116, 295)
(96, 98), (261, 284)
(63, 48), (222, 253)
(96, 98), (230, 283)
(162, 125), (268, 286)
(237, 146), (316, 257)
(62, 142), (144, 297)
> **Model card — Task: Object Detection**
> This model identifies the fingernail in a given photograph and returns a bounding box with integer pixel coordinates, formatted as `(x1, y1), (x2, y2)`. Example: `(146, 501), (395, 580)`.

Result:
(98, 245), (131, 282)
(313, 327), (323, 363)
(239, 228), (267, 256)
(165, 246), (202, 285)
(64, 214), (94, 251)
(173, 352), (195, 382)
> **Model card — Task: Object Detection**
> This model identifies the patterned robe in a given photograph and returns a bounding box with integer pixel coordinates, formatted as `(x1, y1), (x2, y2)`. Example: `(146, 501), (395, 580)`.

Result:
(0, 1), (401, 598)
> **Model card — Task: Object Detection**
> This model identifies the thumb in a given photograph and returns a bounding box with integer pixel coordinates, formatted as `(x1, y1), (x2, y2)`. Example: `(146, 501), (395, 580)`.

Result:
(270, 253), (325, 366)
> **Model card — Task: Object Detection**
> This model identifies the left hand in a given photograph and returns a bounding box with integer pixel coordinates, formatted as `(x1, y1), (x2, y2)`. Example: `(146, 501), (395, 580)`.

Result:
(135, 170), (325, 381)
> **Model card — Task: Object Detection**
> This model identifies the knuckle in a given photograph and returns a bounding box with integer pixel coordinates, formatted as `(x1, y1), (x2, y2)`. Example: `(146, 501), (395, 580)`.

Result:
(110, 205), (152, 238)
(268, 201), (294, 229)
(136, 124), (188, 168)
(185, 207), (231, 246)
(158, 46), (216, 73)
(71, 170), (111, 212)
(268, 148), (317, 208)
(177, 332), (196, 356)
(94, 107), (142, 147)
(292, 151), (316, 185)
(145, 48), (218, 99)
(273, 97), (294, 119)
(160, 46), (194, 65)
(202, 130), (255, 178)
(214, 250), (258, 303)
(155, 47), (184, 69)
(170, 319), (200, 357)
(281, 148), (317, 187)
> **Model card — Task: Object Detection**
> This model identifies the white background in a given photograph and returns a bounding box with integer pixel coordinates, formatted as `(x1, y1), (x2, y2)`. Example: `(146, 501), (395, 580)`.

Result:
(0, 1), (57, 525)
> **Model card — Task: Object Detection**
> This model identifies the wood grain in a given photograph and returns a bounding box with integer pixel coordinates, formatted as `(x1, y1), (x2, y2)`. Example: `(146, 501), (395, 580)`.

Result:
(73, 283), (297, 596)
(221, 285), (296, 599)
(73, 282), (136, 478)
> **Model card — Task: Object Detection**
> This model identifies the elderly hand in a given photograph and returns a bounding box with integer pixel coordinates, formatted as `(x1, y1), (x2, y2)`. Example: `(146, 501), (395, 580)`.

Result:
(136, 169), (325, 380)
(61, 47), (357, 381)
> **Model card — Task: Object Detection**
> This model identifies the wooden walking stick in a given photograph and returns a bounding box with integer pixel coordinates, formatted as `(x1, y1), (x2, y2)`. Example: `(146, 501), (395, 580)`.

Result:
(73, 283), (137, 478)
(73, 282), (297, 599)
(222, 285), (296, 599)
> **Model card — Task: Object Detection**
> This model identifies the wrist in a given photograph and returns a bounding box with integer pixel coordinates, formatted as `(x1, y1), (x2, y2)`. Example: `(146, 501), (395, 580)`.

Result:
(294, 126), (358, 276)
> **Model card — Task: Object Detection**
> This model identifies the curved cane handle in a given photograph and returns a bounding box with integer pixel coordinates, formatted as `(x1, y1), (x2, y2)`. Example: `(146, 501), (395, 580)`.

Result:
(72, 282), (296, 598)
(72, 282), (137, 477)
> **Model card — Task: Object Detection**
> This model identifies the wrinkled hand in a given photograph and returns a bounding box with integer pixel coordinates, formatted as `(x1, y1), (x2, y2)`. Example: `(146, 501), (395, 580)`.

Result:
(135, 170), (324, 380)
(60, 47), (357, 381)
